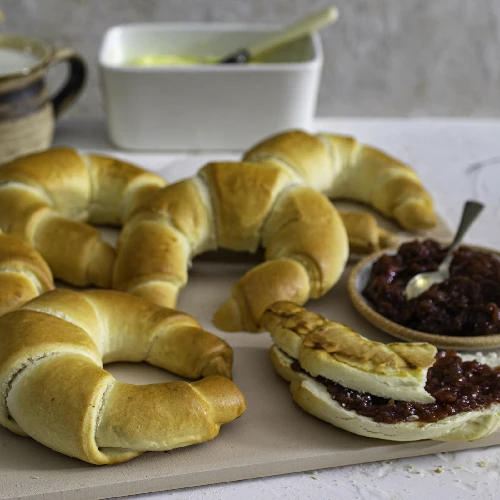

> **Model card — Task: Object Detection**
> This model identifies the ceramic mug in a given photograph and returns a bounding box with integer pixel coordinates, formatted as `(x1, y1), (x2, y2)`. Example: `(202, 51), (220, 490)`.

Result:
(0, 34), (86, 164)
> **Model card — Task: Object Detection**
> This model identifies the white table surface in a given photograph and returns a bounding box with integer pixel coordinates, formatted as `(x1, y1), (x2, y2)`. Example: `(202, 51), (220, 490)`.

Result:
(53, 117), (500, 500)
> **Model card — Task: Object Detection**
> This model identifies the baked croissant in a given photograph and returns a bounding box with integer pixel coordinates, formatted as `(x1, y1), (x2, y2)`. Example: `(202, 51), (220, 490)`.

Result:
(262, 302), (500, 442)
(0, 289), (246, 465)
(0, 147), (166, 288)
(338, 211), (399, 254)
(114, 161), (349, 332)
(0, 228), (54, 316)
(114, 129), (434, 331)
(244, 130), (437, 231)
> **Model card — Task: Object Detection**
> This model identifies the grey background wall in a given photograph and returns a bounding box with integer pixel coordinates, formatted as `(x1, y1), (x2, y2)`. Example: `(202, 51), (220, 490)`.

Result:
(1, 0), (499, 119)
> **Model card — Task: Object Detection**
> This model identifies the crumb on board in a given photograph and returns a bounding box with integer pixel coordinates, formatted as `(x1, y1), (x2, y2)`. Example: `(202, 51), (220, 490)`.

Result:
(477, 461), (487, 468)
(435, 468), (442, 474)
(311, 476), (317, 480)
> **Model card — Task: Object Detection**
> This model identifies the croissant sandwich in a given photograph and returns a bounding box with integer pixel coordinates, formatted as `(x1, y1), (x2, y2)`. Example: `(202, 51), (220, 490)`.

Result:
(262, 302), (500, 442)
(0, 147), (166, 288)
(0, 289), (246, 465)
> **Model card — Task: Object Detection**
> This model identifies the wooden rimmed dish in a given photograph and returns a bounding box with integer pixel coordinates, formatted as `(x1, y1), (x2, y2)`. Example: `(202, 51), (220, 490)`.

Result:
(347, 245), (500, 351)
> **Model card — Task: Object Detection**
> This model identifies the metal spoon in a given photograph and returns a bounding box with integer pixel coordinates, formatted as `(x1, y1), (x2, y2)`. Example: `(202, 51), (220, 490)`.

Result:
(403, 200), (485, 300)
(219, 6), (339, 64)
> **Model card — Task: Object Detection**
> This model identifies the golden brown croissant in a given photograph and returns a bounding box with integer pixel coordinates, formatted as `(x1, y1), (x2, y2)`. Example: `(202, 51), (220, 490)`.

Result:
(0, 228), (54, 316)
(114, 161), (349, 332)
(244, 130), (437, 231)
(0, 147), (166, 288)
(0, 289), (246, 465)
(262, 302), (500, 442)
(338, 211), (399, 254)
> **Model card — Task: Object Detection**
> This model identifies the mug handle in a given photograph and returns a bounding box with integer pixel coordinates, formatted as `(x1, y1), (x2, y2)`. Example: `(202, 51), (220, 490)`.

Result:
(47, 47), (87, 118)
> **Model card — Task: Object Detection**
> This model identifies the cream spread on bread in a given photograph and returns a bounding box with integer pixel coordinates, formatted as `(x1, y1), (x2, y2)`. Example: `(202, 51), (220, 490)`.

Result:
(263, 302), (500, 442)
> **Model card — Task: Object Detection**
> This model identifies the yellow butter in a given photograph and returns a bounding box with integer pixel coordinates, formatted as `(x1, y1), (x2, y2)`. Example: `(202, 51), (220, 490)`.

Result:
(127, 54), (216, 66)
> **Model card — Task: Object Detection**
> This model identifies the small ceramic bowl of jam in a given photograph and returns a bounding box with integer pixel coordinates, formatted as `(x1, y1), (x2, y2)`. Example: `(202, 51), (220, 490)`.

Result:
(347, 238), (500, 350)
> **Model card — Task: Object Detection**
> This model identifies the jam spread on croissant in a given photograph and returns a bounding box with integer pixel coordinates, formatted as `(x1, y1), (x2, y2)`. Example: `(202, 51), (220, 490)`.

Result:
(292, 350), (500, 424)
(362, 239), (500, 336)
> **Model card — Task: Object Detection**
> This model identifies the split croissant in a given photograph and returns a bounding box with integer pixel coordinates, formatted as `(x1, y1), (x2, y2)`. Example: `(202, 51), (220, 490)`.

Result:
(0, 228), (54, 316)
(0, 147), (166, 288)
(115, 130), (435, 331)
(0, 289), (246, 465)
(114, 161), (349, 332)
(262, 302), (500, 442)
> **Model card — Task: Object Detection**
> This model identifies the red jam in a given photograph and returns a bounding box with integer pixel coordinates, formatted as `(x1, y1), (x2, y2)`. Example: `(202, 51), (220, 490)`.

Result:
(362, 239), (500, 336)
(292, 351), (500, 424)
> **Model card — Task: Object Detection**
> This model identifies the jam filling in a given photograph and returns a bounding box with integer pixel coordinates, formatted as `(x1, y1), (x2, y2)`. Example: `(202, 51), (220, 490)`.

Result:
(291, 350), (500, 424)
(362, 239), (500, 336)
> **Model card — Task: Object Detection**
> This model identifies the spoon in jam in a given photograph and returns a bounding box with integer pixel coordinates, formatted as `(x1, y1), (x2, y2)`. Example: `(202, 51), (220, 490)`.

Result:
(403, 200), (485, 300)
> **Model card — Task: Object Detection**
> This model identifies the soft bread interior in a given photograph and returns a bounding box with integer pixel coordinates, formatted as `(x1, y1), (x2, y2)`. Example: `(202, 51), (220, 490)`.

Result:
(291, 376), (500, 443)
(261, 302), (437, 403)
(299, 326), (436, 404)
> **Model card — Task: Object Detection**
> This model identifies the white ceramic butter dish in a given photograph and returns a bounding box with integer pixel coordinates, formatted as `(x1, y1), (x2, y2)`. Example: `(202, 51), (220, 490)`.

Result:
(98, 23), (323, 150)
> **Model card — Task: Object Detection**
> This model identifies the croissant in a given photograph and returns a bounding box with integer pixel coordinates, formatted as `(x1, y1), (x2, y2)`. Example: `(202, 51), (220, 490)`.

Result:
(114, 161), (349, 332)
(244, 130), (437, 231)
(262, 302), (500, 442)
(114, 129), (435, 331)
(0, 289), (246, 465)
(0, 147), (166, 288)
(0, 228), (54, 316)
(338, 211), (399, 254)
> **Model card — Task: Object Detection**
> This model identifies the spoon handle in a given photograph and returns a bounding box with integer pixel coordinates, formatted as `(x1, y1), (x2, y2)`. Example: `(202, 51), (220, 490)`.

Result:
(450, 200), (484, 250)
(439, 200), (484, 271)
(248, 6), (339, 59)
